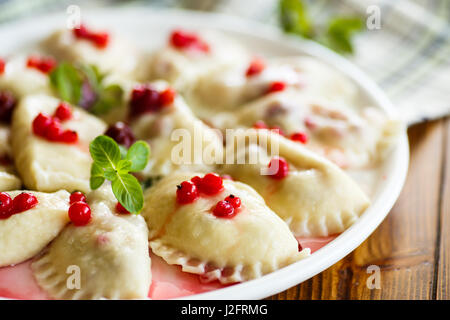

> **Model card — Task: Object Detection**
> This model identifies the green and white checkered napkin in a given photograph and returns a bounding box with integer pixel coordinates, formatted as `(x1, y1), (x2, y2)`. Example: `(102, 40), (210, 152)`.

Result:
(1, 0), (449, 124)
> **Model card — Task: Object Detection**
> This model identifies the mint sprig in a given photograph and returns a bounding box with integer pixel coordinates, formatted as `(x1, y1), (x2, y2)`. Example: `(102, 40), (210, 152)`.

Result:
(279, 0), (363, 54)
(89, 135), (150, 214)
(50, 62), (123, 115)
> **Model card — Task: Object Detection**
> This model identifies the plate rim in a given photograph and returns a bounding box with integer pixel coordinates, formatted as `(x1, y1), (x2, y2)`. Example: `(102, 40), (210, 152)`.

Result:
(0, 6), (410, 300)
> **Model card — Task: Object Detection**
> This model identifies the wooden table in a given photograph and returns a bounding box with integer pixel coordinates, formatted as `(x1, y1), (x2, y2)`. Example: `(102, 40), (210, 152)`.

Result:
(270, 118), (449, 300)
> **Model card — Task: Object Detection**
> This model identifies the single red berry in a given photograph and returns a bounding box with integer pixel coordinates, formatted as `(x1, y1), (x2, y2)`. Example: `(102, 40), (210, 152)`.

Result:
(116, 202), (130, 214)
(158, 87), (176, 106)
(0, 58), (5, 74)
(26, 56), (56, 74)
(224, 194), (241, 209)
(290, 132), (308, 144)
(170, 30), (209, 52)
(32, 113), (53, 136)
(246, 58), (265, 77)
(54, 102), (72, 121)
(68, 201), (91, 226)
(267, 156), (289, 180)
(191, 176), (202, 186)
(73, 24), (109, 49)
(213, 200), (236, 218)
(45, 120), (64, 141)
(58, 130), (78, 144)
(198, 173), (223, 195)
(0, 91), (17, 123)
(0, 192), (14, 219)
(176, 181), (199, 204)
(253, 120), (268, 129)
(266, 81), (286, 94)
(13, 192), (38, 213)
(70, 191), (86, 204)
(88, 32), (109, 48)
(129, 84), (161, 116)
(105, 121), (135, 148)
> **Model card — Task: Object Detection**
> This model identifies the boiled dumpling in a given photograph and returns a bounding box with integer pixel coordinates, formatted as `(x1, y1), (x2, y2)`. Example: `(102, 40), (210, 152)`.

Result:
(41, 26), (142, 78)
(142, 172), (309, 284)
(11, 94), (106, 193)
(233, 90), (401, 168)
(130, 82), (224, 178)
(0, 55), (53, 98)
(32, 185), (151, 300)
(148, 30), (249, 92)
(0, 190), (70, 267)
(221, 129), (370, 237)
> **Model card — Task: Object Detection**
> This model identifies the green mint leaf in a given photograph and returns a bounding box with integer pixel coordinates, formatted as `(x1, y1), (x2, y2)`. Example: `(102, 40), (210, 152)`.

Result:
(104, 167), (118, 181)
(89, 135), (121, 169)
(90, 84), (124, 115)
(119, 144), (128, 159)
(80, 64), (102, 92)
(111, 173), (143, 214)
(126, 140), (150, 172)
(279, 0), (312, 38)
(49, 62), (83, 104)
(117, 159), (132, 173)
(90, 162), (105, 189)
(323, 17), (363, 54)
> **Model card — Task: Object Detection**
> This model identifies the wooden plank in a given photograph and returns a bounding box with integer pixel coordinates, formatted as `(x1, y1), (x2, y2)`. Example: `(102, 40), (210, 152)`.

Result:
(269, 120), (445, 300)
(437, 118), (449, 300)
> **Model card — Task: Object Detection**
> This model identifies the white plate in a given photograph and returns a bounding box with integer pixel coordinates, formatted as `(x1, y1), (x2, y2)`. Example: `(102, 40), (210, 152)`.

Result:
(0, 7), (409, 300)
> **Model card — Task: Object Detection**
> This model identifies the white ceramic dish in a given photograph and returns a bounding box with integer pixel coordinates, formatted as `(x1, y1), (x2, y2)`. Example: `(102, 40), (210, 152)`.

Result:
(0, 7), (409, 300)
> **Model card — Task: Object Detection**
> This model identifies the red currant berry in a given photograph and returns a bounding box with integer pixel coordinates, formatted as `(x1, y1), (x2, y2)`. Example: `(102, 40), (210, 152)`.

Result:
(105, 121), (136, 148)
(213, 200), (236, 218)
(170, 30), (209, 52)
(68, 202), (92, 226)
(246, 58), (265, 77)
(73, 24), (109, 49)
(129, 84), (161, 116)
(176, 181), (199, 204)
(266, 81), (286, 94)
(290, 132), (308, 144)
(0, 192), (13, 219)
(59, 130), (78, 144)
(13, 192), (38, 213)
(45, 120), (64, 141)
(70, 191), (86, 204)
(0, 91), (17, 123)
(116, 202), (130, 214)
(0, 58), (5, 74)
(54, 102), (72, 121)
(26, 56), (56, 74)
(190, 176), (202, 186)
(32, 113), (52, 136)
(73, 24), (90, 38)
(267, 156), (289, 180)
(224, 194), (241, 209)
(198, 173), (223, 195)
(158, 87), (176, 106)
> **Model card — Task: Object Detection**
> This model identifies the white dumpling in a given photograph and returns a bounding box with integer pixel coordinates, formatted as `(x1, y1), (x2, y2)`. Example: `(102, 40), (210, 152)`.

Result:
(148, 30), (249, 91)
(233, 89), (401, 168)
(0, 124), (21, 191)
(221, 129), (370, 237)
(41, 27), (142, 78)
(0, 55), (53, 98)
(130, 82), (224, 178)
(11, 94), (106, 193)
(32, 185), (151, 300)
(188, 56), (358, 116)
(142, 172), (309, 284)
(0, 190), (70, 267)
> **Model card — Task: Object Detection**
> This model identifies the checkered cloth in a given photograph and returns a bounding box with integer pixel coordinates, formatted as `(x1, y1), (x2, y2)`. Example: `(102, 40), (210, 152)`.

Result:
(1, 0), (449, 124)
